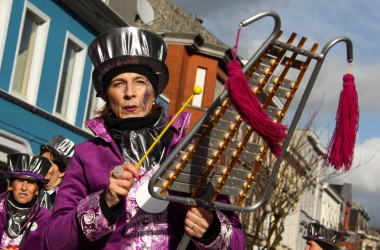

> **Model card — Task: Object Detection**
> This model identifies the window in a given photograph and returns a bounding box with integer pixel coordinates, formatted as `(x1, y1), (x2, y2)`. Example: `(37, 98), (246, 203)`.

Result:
(0, 129), (32, 164)
(13, 13), (37, 96)
(11, 2), (49, 104)
(192, 67), (206, 107)
(54, 33), (86, 123)
(0, 0), (13, 70)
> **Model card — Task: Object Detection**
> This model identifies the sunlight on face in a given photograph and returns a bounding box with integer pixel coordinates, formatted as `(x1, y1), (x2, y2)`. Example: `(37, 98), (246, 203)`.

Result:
(107, 72), (155, 119)
(11, 178), (39, 204)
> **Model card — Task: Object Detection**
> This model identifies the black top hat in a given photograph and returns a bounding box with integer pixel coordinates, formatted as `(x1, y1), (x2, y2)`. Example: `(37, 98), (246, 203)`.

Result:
(303, 223), (339, 249)
(3, 153), (51, 184)
(40, 135), (75, 166)
(88, 27), (169, 100)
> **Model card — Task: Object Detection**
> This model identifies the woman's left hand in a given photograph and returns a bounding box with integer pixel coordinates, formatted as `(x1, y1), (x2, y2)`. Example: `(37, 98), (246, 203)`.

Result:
(184, 206), (214, 238)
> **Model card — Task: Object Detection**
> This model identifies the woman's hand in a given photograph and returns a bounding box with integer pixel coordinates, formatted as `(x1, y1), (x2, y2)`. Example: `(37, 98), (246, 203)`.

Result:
(105, 162), (140, 208)
(184, 206), (214, 238)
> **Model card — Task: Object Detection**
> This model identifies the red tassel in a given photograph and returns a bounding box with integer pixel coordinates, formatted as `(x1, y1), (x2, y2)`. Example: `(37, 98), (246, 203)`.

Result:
(225, 60), (288, 157)
(325, 74), (359, 171)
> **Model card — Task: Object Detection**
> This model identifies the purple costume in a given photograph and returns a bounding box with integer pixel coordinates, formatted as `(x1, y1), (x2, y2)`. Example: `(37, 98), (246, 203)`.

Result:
(45, 114), (246, 249)
(0, 192), (51, 250)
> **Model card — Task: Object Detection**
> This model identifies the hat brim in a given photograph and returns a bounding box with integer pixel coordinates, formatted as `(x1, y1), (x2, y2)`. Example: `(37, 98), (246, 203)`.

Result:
(92, 55), (169, 100)
(302, 236), (338, 248)
(4, 173), (49, 184)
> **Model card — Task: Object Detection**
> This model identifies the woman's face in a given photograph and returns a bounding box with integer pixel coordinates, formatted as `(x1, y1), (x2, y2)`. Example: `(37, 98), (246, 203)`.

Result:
(11, 178), (39, 204)
(107, 72), (155, 119)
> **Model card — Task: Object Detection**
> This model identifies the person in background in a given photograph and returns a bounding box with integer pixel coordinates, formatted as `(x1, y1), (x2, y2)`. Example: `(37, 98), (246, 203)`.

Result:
(0, 166), (8, 194)
(303, 223), (340, 250)
(0, 153), (51, 249)
(45, 27), (245, 249)
(39, 135), (75, 210)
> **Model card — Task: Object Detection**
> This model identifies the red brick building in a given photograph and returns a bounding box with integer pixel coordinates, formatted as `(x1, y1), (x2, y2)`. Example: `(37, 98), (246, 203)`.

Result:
(162, 33), (230, 128)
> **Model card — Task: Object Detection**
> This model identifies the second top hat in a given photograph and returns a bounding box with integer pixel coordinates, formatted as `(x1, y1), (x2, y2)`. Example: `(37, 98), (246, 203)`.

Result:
(303, 223), (339, 249)
(40, 135), (75, 166)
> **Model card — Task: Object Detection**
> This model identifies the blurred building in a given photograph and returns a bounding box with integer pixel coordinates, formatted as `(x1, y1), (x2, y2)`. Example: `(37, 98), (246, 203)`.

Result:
(331, 183), (355, 249)
(349, 202), (379, 250)
(330, 184), (380, 250)
(280, 130), (342, 250)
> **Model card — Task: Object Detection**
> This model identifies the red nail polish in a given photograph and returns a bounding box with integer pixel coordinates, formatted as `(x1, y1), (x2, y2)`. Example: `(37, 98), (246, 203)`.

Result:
(137, 174), (142, 180)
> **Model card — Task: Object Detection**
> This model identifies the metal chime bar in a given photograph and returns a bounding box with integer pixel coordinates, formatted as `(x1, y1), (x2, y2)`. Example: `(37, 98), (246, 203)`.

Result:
(159, 98), (233, 195)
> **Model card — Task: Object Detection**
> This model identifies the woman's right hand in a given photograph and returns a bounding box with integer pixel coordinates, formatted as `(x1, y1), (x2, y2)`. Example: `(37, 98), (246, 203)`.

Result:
(105, 162), (141, 208)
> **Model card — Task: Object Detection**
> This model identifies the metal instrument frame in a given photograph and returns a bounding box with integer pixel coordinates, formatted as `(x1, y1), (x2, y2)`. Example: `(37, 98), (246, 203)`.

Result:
(148, 8), (353, 217)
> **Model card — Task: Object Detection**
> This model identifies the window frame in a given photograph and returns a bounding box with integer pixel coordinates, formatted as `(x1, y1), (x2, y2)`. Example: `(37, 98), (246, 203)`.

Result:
(0, 129), (32, 164)
(53, 31), (86, 124)
(83, 71), (105, 128)
(192, 67), (206, 107)
(0, 0), (13, 71)
(10, 1), (50, 104)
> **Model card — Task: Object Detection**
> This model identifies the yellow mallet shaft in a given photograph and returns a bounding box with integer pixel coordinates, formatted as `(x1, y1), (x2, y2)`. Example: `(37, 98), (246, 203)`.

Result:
(135, 86), (203, 169)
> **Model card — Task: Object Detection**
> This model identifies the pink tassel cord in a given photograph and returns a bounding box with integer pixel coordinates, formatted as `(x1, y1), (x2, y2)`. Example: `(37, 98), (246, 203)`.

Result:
(225, 60), (287, 157)
(225, 27), (287, 157)
(325, 73), (359, 171)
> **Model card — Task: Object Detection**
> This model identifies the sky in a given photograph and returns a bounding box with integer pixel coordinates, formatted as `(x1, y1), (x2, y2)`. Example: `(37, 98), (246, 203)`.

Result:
(171, 0), (380, 227)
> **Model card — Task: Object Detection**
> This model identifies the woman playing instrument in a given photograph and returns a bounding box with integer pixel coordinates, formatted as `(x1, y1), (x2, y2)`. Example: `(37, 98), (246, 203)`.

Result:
(45, 27), (245, 249)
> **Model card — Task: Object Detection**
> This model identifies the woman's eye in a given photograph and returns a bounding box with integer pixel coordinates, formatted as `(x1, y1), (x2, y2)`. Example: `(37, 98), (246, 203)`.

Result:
(135, 80), (147, 85)
(113, 81), (125, 87)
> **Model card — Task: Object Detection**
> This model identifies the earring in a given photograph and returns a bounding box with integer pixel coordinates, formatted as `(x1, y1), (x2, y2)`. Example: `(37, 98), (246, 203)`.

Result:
(152, 101), (156, 105)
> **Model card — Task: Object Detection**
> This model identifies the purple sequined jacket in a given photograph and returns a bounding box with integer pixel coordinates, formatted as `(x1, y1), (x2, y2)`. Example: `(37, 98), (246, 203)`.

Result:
(45, 114), (245, 249)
